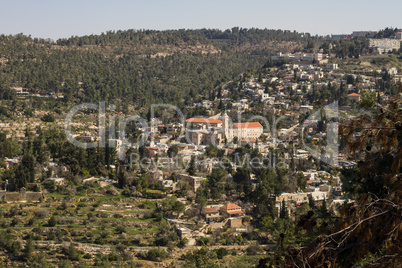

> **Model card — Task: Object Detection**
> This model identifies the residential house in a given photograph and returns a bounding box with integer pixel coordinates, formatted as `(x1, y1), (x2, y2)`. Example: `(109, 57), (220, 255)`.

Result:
(220, 203), (244, 217)
(203, 207), (220, 222)
(347, 93), (361, 102)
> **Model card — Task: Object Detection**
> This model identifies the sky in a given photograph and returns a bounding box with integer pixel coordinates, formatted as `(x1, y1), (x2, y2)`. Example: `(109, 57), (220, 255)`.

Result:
(1, 0), (401, 41)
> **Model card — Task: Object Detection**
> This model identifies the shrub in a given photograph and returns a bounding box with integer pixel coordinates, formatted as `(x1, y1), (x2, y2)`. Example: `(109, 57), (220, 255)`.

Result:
(35, 208), (50, 218)
(11, 217), (19, 227)
(115, 226), (126, 234)
(48, 217), (57, 227)
(246, 245), (263, 255)
(59, 201), (68, 210)
(65, 243), (81, 261)
(178, 238), (189, 248)
(77, 202), (86, 208)
(215, 248), (228, 259)
(27, 218), (35, 226)
(197, 237), (210, 246)
(9, 240), (22, 254)
(121, 189), (131, 197)
(100, 232), (108, 239)
(41, 114), (55, 122)
(137, 248), (167, 261)
(8, 206), (18, 217)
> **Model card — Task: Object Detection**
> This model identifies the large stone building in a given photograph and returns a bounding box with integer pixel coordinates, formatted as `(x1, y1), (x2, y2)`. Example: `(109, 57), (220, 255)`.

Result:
(185, 118), (222, 129)
(367, 38), (401, 54)
(187, 129), (223, 146)
(186, 118), (224, 145)
(185, 113), (263, 145)
(232, 122), (263, 140)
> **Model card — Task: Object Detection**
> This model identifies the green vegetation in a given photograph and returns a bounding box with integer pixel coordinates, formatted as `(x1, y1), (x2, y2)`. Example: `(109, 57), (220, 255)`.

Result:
(0, 27), (401, 267)
(0, 29), (308, 109)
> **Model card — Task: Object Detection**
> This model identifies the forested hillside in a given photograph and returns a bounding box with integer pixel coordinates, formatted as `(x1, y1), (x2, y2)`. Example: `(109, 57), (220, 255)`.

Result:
(0, 28), (307, 108)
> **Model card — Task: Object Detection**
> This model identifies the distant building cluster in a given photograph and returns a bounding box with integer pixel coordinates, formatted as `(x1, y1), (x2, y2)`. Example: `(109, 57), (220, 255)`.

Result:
(271, 52), (325, 62)
(330, 30), (402, 54)
(367, 37), (401, 54)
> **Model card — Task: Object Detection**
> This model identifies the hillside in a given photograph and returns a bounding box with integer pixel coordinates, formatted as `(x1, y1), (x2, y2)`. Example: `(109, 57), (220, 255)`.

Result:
(0, 29), (307, 108)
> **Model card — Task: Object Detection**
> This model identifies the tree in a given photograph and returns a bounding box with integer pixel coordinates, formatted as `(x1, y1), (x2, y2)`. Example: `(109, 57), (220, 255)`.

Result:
(48, 217), (57, 227)
(233, 167), (252, 199)
(205, 145), (218, 157)
(233, 136), (239, 144)
(0, 133), (20, 158)
(24, 239), (34, 261)
(41, 113), (55, 123)
(167, 145), (178, 158)
(138, 145), (150, 159)
(274, 165), (289, 195)
(215, 248), (228, 259)
(253, 168), (276, 219)
(279, 200), (288, 219)
(320, 198), (329, 217)
(137, 248), (167, 261)
(359, 89), (376, 109)
(207, 166), (227, 200)
(280, 92), (402, 267)
(183, 247), (218, 268)
(339, 89), (402, 198)
(296, 172), (306, 191)
(162, 196), (185, 215)
(346, 75), (355, 85)
(15, 152), (35, 189)
(306, 40), (314, 49)
(308, 194), (315, 209)
(259, 216), (273, 232)
(187, 156), (196, 176)
(117, 170), (129, 189)
(66, 243), (81, 261)
(0, 84), (16, 100)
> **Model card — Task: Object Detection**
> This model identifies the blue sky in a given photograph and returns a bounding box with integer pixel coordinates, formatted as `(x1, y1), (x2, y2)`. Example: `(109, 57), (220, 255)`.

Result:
(1, 0), (401, 41)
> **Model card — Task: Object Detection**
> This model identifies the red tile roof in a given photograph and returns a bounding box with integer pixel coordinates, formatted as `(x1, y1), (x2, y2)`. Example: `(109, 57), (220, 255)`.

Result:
(227, 210), (244, 215)
(186, 118), (222, 124)
(234, 122), (262, 128)
(220, 203), (242, 210)
(204, 207), (219, 214)
(347, 93), (360, 97)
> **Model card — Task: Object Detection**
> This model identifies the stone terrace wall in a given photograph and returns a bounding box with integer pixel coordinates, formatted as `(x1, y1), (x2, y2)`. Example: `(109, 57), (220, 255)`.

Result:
(0, 191), (43, 202)
(368, 39), (401, 50)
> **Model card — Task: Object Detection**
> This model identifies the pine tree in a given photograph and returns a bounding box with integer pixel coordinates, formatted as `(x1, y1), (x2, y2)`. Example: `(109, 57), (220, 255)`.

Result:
(105, 139), (110, 169)
(24, 238), (34, 261)
(118, 170), (128, 189)
(377, 92), (382, 104)
(308, 194), (315, 209)
(280, 200), (288, 219)
(320, 197), (329, 216)
(187, 156), (196, 176)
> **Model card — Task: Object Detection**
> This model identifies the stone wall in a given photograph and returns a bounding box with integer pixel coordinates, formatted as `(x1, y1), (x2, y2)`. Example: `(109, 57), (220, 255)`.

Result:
(368, 39), (401, 51)
(229, 218), (243, 228)
(0, 190), (43, 203)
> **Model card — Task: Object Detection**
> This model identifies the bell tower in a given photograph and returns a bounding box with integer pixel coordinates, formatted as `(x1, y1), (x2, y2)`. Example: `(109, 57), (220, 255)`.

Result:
(221, 112), (231, 141)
